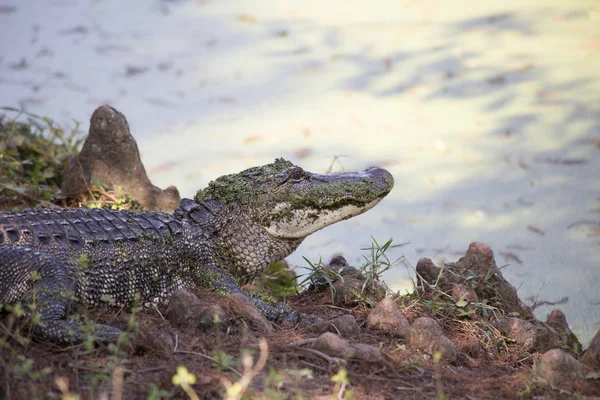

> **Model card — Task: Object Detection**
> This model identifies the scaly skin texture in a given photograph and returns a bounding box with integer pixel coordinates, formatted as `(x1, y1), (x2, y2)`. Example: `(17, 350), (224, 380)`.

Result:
(0, 158), (394, 343)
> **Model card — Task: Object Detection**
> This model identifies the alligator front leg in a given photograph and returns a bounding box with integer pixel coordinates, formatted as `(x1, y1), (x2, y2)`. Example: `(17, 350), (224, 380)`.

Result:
(0, 246), (120, 344)
(197, 264), (322, 326)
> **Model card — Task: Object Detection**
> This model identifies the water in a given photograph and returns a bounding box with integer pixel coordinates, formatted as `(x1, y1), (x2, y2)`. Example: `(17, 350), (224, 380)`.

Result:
(1, 0), (598, 343)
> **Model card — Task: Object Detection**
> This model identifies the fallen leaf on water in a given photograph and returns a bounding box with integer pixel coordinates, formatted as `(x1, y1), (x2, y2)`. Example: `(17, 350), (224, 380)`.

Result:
(518, 197), (535, 206)
(218, 97), (237, 104)
(352, 117), (364, 126)
(148, 160), (182, 174)
(500, 251), (522, 264)
(146, 98), (174, 107)
(540, 157), (588, 165)
(157, 62), (173, 71)
(9, 58), (28, 70)
(518, 156), (529, 169)
(506, 244), (535, 251)
(580, 40), (600, 50)
(371, 159), (402, 168)
(383, 58), (393, 70)
(59, 25), (89, 35)
(581, 138), (600, 148)
(125, 66), (148, 77)
(293, 147), (312, 159)
(566, 220), (599, 229)
(0, 5), (16, 13)
(242, 134), (262, 144)
(95, 44), (133, 54)
(527, 225), (545, 236)
(237, 14), (257, 23)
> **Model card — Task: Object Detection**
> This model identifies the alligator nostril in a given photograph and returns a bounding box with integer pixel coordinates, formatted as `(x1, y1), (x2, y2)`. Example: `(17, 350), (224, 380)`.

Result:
(366, 167), (394, 188)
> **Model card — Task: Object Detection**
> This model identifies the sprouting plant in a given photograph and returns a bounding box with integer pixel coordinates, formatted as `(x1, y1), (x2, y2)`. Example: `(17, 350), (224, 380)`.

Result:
(299, 237), (407, 307)
(330, 367), (354, 400)
(172, 366), (199, 400)
(402, 355), (424, 373)
(221, 338), (269, 400)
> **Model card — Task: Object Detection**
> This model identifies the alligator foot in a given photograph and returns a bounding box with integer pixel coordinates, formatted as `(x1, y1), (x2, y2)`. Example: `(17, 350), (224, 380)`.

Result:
(248, 296), (323, 325)
(36, 317), (121, 344)
(0, 246), (120, 344)
(200, 266), (323, 329)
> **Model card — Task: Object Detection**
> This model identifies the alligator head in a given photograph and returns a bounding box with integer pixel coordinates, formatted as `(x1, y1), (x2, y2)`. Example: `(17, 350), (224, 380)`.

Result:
(193, 158), (394, 281)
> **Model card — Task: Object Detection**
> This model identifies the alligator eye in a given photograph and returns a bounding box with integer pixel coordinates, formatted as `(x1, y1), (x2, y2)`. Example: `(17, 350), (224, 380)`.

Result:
(287, 168), (306, 181)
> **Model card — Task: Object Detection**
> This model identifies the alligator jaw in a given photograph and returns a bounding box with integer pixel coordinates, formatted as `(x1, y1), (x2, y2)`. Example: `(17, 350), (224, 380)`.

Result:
(263, 166), (394, 239)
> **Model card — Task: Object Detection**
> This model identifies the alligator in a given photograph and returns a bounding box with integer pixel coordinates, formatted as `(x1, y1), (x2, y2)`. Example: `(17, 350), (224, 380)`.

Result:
(0, 158), (393, 343)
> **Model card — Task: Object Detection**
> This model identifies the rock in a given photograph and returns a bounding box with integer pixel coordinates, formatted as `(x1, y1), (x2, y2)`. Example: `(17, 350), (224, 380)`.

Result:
(309, 255), (365, 290)
(459, 242), (528, 318)
(580, 328), (600, 370)
(410, 316), (443, 336)
(451, 284), (478, 303)
(165, 289), (227, 332)
(495, 317), (560, 353)
(351, 343), (383, 361)
(61, 105), (180, 212)
(331, 277), (386, 307)
(416, 258), (440, 289)
(328, 255), (365, 280)
(461, 242), (495, 271)
(416, 243), (529, 319)
(536, 349), (584, 391)
(312, 314), (360, 338)
(133, 327), (175, 358)
(312, 332), (382, 361)
(545, 309), (569, 332)
(229, 292), (273, 334)
(545, 309), (582, 355)
(313, 332), (354, 359)
(366, 298), (410, 337)
(332, 278), (364, 306)
(408, 317), (457, 363)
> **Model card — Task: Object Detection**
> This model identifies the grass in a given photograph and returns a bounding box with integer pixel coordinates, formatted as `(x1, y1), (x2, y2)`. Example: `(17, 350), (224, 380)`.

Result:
(0, 107), (142, 211)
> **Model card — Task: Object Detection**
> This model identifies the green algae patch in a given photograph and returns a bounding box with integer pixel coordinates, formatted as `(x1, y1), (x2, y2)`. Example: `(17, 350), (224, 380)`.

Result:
(194, 158), (293, 206)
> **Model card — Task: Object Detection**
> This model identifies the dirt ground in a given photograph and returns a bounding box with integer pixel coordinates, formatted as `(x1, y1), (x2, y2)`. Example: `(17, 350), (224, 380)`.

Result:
(1, 268), (600, 399)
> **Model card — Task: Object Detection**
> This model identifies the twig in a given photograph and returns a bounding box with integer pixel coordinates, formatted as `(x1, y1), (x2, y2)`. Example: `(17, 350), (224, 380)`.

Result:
(174, 350), (242, 377)
(0, 323), (29, 348)
(316, 304), (356, 312)
(136, 366), (168, 374)
(299, 359), (328, 372)
(289, 338), (317, 347)
(298, 347), (345, 365)
(222, 338), (269, 400)
(111, 364), (124, 400)
(151, 304), (165, 320)
(337, 380), (346, 400)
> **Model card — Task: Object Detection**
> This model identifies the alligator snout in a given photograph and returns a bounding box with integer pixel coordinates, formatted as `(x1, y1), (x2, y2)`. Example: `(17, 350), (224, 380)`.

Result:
(364, 166), (394, 191)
